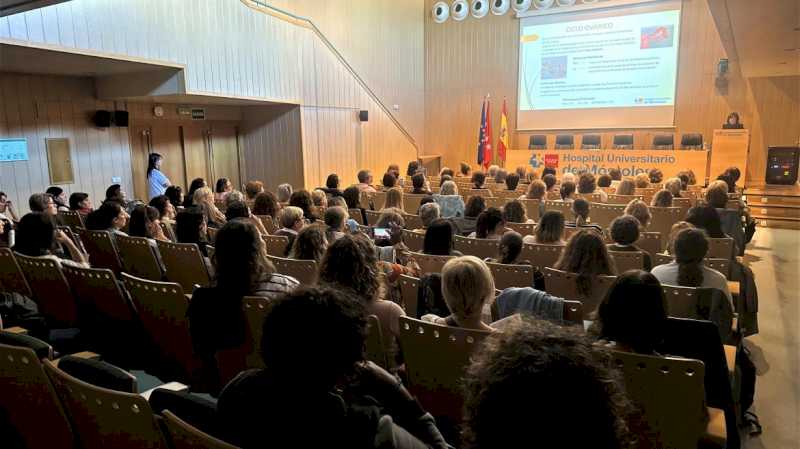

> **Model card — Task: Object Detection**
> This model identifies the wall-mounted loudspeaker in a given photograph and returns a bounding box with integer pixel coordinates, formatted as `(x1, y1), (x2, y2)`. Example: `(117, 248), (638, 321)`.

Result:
(358, 110), (369, 122)
(532, 0), (555, 9)
(491, 0), (510, 15)
(512, 0), (532, 12)
(471, 0), (489, 18)
(114, 110), (129, 127)
(93, 110), (112, 127)
(452, 0), (469, 20)
(432, 1), (450, 22)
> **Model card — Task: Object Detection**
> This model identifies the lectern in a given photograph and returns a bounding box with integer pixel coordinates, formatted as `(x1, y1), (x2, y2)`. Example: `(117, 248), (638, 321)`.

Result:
(710, 129), (750, 186)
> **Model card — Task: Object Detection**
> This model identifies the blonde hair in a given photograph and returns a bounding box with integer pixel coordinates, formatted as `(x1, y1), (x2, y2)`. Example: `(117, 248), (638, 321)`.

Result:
(311, 189), (328, 207)
(705, 180), (729, 208)
(526, 180), (546, 200)
(441, 256), (495, 321)
(667, 221), (694, 254)
(616, 179), (636, 196)
(634, 173), (650, 188)
(279, 206), (304, 228)
(624, 199), (652, 229)
(194, 187), (227, 224)
(384, 187), (404, 211)
(664, 178), (682, 196)
(440, 180), (458, 195)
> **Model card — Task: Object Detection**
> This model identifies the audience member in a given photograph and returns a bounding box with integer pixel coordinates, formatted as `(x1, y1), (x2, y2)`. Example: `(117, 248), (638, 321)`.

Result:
(561, 172), (576, 185)
(625, 199), (651, 230)
(224, 191), (246, 210)
(275, 206), (305, 255)
(664, 178), (682, 198)
(417, 202), (441, 230)
(471, 171), (487, 189)
(554, 230), (616, 297)
(471, 207), (505, 240)
(382, 172), (398, 190)
(311, 189), (328, 209)
(439, 167), (454, 179)
(608, 168), (622, 182)
(524, 211), (565, 245)
(384, 187), (404, 211)
(505, 173), (520, 191)
(542, 173), (557, 193)
(607, 215), (652, 270)
(615, 179), (636, 196)
(502, 200), (531, 224)
(577, 173), (607, 201)
(184, 178), (206, 208)
(455, 195), (485, 236)
(542, 167), (557, 178)
(407, 160), (421, 177)
(461, 319), (639, 449)
(411, 173), (431, 195)
(289, 224), (328, 264)
(149, 195), (176, 224)
(651, 190), (673, 208)
(342, 186), (366, 224)
(487, 165), (500, 180)
(521, 180), (547, 218)
(29, 193), (57, 216)
(422, 256), (495, 330)
(225, 201), (268, 235)
(494, 169), (507, 185)
(685, 205), (726, 239)
(597, 174), (612, 189)
(459, 162), (471, 178)
(0, 191), (19, 222)
(652, 228), (732, 308)
(357, 170), (377, 193)
(323, 206), (348, 242)
(276, 183), (293, 203)
(194, 187), (227, 229)
(567, 198), (603, 233)
(328, 196), (359, 232)
(85, 201), (129, 237)
(128, 205), (169, 242)
(559, 181), (576, 202)
(648, 168), (663, 185)
(322, 173), (343, 197)
(164, 185), (184, 211)
(252, 191), (281, 218)
(666, 221), (693, 255)
(14, 212), (88, 267)
(489, 231), (524, 265)
(289, 190), (318, 222)
(217, 286), (448, 449)
(634, 173), (650, 188)
(69, 192), (93, 216)
(592, 270), (667, 354)
(175, 207), (211, 258)
(46, 187), (70, 212)
(423, 219), (461, 257)
(215, 178), (233, 202)
(433, 181), (464, 218)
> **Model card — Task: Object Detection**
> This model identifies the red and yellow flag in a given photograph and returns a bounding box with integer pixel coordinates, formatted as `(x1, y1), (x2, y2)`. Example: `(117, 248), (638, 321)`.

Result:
(498, 99), (509, 164)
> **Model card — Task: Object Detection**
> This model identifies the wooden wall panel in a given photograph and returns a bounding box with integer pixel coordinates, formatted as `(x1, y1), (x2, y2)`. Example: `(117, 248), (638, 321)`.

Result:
(240, 105), (305, 193)
(746, 76), (800, 183)
(422, 0), (791, 184)
(0, 73), (133, 214)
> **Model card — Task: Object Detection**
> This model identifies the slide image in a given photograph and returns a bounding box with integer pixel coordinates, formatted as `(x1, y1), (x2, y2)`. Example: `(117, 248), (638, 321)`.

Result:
(541, 56), (567, 80)
(640, 25), (674, 49)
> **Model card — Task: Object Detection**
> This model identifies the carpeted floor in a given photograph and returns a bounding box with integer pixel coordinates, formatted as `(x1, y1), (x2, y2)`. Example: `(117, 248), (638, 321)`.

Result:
(741, 227), (799, 449)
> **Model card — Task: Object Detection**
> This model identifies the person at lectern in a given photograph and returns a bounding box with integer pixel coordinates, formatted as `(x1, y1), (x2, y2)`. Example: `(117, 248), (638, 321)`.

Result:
(722, 112), (744, 129)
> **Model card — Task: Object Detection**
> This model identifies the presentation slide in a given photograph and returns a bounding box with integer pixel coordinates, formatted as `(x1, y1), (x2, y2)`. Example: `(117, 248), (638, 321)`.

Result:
(517, 1), (682, 130)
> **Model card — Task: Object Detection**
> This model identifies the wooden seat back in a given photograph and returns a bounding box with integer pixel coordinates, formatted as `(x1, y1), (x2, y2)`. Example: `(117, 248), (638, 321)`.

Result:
(58, 210), (85, 232)
(43, 359), (169, 449)
(266, 255), (317, 284)
(255, 215), (277, 234)
(576, 192), (603, 203)
(398, 317), (491, 429)
(402, 229), (425, 252)
(398, 275), (420, 318)
(606, 194), (642, 205)
(161, 410), (240, 449)
(636, 232), (663, 259)
(519, 243), (563, 271)
(0, 247), (32, 296)
(215, 298), (270, 387)
(401, 213), (424, 230)
(505, 222), (535, 236)
(483, 196), (505, 209)
(608, 251), (645, 273)
(348, 208), (365, 225)
(0, 342), (74, 449)
(453, 235), (499, 259)
(543, 267), (616, 318)
(263, 235), (289, 257)
(518, 199), (541, 221)
(707, 237), (733, 261)
(157, 241), (211, 292)
(410, 252), (454, 274)
(591, 203), (627, 229)
(544, 200), (573, 217)
(15, 253), (79, 327)
(649, 207), (683, 249)
(77, 229), (122, 273)
(365, 210), (382, 226)
(486, 262), (534, 290)
(402, 194), (428, 214)
(365, 314), (389, 370)
(116, 235), (163, 281)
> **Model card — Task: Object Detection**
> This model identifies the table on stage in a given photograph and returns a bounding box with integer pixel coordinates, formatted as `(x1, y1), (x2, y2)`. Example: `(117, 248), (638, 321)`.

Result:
(505, 148), (709, 180)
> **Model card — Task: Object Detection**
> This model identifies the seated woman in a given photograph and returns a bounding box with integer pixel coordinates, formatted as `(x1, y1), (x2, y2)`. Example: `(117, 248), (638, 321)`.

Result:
(421, 256), (495, 330)
(290, 190), (318, 222)
(164, 185), (184, 212)
(651, 227), (733, 309)
(591, 270), (668, 355)
(188, 220), (299, 387)
(461, 319), (639, 449)
(686, 205), (728, 240)
(502, 200), (533, 224)
(176, 207), (210, 256)
(634, 173), (650, 189)
(381, 172), (398, 191)
(288, 224), (327, 264)
(252, 191), (281, 219)
(214, 178), (232, 202)
(274, 206), (305, 256)
(423, 219), (462, 256)
(328, 196), (359, 233)
(416, 202), (441, 231)
(311, 189), (328, 210)
(224, 201), (268, 236)
(433, 181), (464, 218)
(85, 201), (129, 240)
(624, 199), (652, 230)
(703, 181), (745, 255)
(342, 186), (367, 225)
(319, 234), (406, 370)
(664, 177), (683, 198)
(471, 171), (487, 190)
(13, 212), (89, 268)
(46, 187), (70, 212)
(193, 187), (227, 229)
(469, 207), (506, 240)
(650, 190), (673, 208)
(615, 179), (636, 196)
(322, 173), (343, 198)
(487, 231), (525, 265)
(244, 181), (264, 201)
(323, 206), (348, 242)
(494, 169), (507, 185)
(520, 180), (547, 218)
(523, 211), (565, 245)
(577, 173), (607, 202)
(184, 178), (206, 208)
(276, 183), (293, 204)
(566, 198), (602, 233)
(128, 205), (169, 242)
(504, 173), (520, 191)
(458, 162), (471, 178)
(29, 193), (58, 217)
(383, 187), (404, 212)
(217, 286), (449, 449)
(607, 215), (653, 271)
(68, 192), (93, 216)
(454, 195), (485, 236)
(553, 230), (617, 298)
(648, 168), (663, 185)
(559, 181), (576, 202)
(148, 195), (176, 225)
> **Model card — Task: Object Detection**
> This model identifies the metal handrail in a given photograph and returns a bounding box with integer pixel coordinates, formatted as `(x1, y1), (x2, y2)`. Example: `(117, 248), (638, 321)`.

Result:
(241, 0), (419, 153)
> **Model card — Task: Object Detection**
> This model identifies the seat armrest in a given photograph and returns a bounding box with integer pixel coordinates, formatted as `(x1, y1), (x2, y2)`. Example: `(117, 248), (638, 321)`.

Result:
(3, 326), (28, 335)
(140, 381), (189, 400)
(723, 345), (736, 378)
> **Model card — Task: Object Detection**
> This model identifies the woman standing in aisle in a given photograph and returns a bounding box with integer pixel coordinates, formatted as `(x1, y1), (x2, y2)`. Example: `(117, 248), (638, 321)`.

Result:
(147, 153), (171, 199)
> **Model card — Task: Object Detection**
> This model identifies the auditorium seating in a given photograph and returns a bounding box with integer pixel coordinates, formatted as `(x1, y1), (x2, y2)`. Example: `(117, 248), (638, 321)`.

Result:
(518, 198), (541, 221)
(161, 410), (241, 449)
(402, 229), (424, 252)
(528, 134), (547, 149)
(649, 206), (683, 249)
(505, 221), (535, 236)
(0, 247), (32, 297)
(398, 275), (420, 318)
(402, 194), (427, 213)
(544, 200), (572, 216)
(519, 243), (564, 272)
(555, 134), (575, 149)
(256, 215), (277, 234)
(608, 250), (645, 272)
(266, 255), (317, 284)
(15, 253), (80, 328)
(681, 133), (704, 150)
(116, 235), (164, 281)
(365, 315), (389, 369)
(653, 133), (675, 149)
(401, 213), (424, 230)
(365, 210), (381, 226)
(214, 297), (269, 388)
(543, 268), (616, 318)
(591, 203), (627, 228)
(606, 194), (642, 204)
(580, 134), (601, 150)
(78, 229), (123, 274)
(411, 252), (453, 274)
(486, 262), (534, 290)
(58, 211), (85, 232)
(157, 241), (212, 292)
(612, 134), (634, 149)
(453, 235), (498, 259)
(263, 235), (289, 257)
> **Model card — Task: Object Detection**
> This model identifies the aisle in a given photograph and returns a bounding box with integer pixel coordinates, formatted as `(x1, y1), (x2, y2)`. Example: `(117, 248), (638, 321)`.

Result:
(742, 228), (800, 449)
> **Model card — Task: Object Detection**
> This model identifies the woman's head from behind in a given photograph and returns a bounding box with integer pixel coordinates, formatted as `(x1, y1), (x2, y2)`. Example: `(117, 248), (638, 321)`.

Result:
(149, 195), (174, 220)
(615, 179), (636, 196)
(165, 185), (183, 209)
(13, 212), (55, 256)
(471, 171), (486, 188)
(326, 173), (340, 190)
(664, 178), (682, 197)
(624, 200), (651, 229)
(476, 207), (505, 238)
(535, 211), (565, 244)
(423, 219), (455, 255)
(462, 319), (636, 449)
(385, 187), (403, 210)
(214, 219), (273, 296)
(441, 256), (495, 322)
(609, 215), (641, 246)
(498, 231), (523, 264)
(382, 172), (397, 189)
(651, 190), (673, 208)
(253, 191), (280, 218)
(319, 233), (380, 303)
(634, 173), (650, 188)
(289, 225), (328, 263)
(502, 200), (527, 224)
(440, 180), (458, 196)
(595, 270), (668, 354)
(559, 181), (576, 201)
(175, 207), (207, 244)
(673, 228), (709, 287)
(86, 201), (127, 231)
(705, 180), (729, 209)
(342, 186), (361, 209)
(216, 178), (232, 194)
(556, 230), (616, 296)
(289, 190), (315, 220)
(526, 180), (546, 200)
(69, 192), (91, 211)
(686, 205), (724, 238)
(572, 198), (590, 222)
(277, 183), (293, 203)
(464, 195), (486, 218)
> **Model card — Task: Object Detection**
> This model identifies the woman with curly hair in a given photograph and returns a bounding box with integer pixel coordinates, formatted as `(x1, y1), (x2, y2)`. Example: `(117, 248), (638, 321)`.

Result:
(319, 234), (405, 369)
(554, 230), (616, 297)
(502, 200), (532, 224)
(624, 199), (652, 230)
(252, 191), (281, 218)
(288, 224), (327, 264)
(462, 319), (642, 449)
(470, 207), (506, 239)
(289, 190), (317, 222)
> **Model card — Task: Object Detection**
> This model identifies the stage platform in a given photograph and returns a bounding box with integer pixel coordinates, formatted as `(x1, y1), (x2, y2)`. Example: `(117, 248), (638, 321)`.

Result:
(744, 183), (800, 230)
